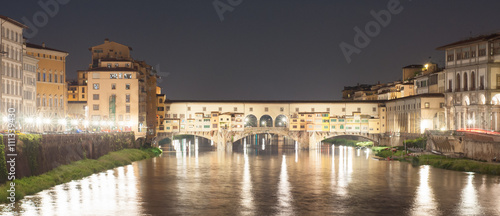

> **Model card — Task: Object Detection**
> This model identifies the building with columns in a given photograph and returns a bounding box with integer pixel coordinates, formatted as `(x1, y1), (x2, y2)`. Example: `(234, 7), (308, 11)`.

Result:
(438, 33), (500, 131)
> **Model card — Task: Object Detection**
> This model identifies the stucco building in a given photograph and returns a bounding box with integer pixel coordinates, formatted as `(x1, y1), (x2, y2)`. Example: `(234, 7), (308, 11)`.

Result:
(438, 33), (500, 131)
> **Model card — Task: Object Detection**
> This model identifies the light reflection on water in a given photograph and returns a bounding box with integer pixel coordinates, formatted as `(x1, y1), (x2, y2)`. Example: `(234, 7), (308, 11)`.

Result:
(1, 143), (500, 215)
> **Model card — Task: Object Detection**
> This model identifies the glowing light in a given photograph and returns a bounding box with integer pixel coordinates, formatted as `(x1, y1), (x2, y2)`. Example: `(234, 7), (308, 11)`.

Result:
(58, 119), (67, 125)
(100, 121), (107, 126)
(420, 119), (432, 133)
(71, 120), (79, 126)
(36, 117), (42, 124)
(1, 116), (7, 122)
(440, 127), (446, 131)
(118, 121), (124, 126)
(83, 120), (89, 127)
(43, 118), (51, 124)
(108, 121), (114, 126)
(26, 117), (34, 123)
(92, 121), (100, 126)
(467, 119), (474, 125)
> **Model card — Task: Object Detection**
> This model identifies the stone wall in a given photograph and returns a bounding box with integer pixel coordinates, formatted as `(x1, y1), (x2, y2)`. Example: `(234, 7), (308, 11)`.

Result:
(428, 132), (500, 162)
(2, 132), (137, 179)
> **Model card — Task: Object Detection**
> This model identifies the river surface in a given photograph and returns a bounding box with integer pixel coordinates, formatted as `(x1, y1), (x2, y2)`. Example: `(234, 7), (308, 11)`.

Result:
(2, 141), (500, 215)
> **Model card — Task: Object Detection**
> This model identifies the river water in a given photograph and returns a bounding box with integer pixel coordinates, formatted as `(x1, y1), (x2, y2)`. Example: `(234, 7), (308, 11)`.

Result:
(2, 140), (500, 215)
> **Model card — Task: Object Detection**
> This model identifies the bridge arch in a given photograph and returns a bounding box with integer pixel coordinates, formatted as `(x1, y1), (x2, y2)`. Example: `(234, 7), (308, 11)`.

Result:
(275, 114), (287, 127)
(244, 115), (258, 127)
(260, 115), (273, 127)
(319, 134), (379, 145)
(156, 132), (218, 145)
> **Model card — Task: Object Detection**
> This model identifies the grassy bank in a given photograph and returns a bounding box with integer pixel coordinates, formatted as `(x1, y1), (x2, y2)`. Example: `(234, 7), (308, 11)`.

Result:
(0, 147), (162, 204)
(414, 155), (500, 175)
(323, 138), (374, 147)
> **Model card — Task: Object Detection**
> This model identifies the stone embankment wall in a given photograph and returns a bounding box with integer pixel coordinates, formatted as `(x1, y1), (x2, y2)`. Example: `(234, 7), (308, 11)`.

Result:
(428, 132), (500, 162)
(1, 132), (138, 179)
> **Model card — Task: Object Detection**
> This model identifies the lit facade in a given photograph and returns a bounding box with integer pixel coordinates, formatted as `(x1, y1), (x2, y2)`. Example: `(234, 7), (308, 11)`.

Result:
(0, 15), (26, 129)
(26, 42), (68, 131)
(438, 33), (500, 131)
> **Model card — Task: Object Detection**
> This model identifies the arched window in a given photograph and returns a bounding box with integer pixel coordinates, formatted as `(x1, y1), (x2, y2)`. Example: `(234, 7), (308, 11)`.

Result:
(463, 72), (468, 91)
(244, 115), (257, 127)
(456, 73), (461, 91)
(470, 71), (476, 90)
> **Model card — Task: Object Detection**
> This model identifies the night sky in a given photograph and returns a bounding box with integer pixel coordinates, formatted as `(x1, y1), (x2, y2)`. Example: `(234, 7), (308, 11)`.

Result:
(2, 0), (500, 100)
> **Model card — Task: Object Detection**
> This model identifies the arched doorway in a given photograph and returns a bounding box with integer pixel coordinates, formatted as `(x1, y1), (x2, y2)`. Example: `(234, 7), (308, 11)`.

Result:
(275, 115), (287, 127)
(260, 115), (273, 127)
(244, 115), (257, 128)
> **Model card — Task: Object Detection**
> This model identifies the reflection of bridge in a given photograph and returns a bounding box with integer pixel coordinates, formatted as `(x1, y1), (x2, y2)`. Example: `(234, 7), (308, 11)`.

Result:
(157, 127), (381, 150)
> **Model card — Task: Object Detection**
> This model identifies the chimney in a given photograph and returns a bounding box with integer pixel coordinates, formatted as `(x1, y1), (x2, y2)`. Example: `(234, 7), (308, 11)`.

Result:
(104, 38), (109, 43)
(42, 42), (45, 48)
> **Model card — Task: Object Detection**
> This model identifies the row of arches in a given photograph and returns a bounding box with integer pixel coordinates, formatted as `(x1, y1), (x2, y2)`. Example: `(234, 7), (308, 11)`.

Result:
(454, 71), (482, 92)
(244, 114), (288, 128)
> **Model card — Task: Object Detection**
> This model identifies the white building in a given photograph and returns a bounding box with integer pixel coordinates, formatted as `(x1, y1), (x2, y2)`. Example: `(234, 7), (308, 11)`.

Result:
(438, 33), (500, 131)
(0, 15), (27, 129)
(22, 43), (38, 122)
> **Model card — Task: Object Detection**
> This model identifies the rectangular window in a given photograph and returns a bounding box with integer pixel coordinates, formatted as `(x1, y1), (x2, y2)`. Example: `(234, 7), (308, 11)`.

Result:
(43, 73), (46, 82)
(93, 104), (99, 110)
(265, 107), (269, 112)
(295, 108), (299, 112)
(342, 108), (346, 112)
(60, 75), (63, 83)
(93, 83), (99, 90)
(107, 63), (111, 68)
(126, 94), (130, 102)
(234, 107), (238, 112)
(93, 94), (99, 100)
(187, 107), (191, 111)
(124, 74), (132, 79)
(249, 107), (253, 112)
(126, 105), (130, 113)
(479, 44), (486, 57)
(92, 73), (100, 79)
(219, 107), (222, 111)
(54, 74), (58, 83)
(125, 84), (130, 90)
(110, 73), (118, 79)
(111, 83), (116, 90)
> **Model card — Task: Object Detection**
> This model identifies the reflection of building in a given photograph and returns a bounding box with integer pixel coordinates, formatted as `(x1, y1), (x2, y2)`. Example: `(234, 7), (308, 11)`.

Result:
(27, 42), (68, 131)
(385, 94), (445, 134)
(1, 15), (27, 129)
(438, 33), (500, 131)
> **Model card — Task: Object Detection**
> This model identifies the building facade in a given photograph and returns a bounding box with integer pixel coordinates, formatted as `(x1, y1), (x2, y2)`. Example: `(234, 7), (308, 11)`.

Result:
(22, 45), (38, 123)
(1, 15), (26, 129)
(438, 33), (500, 131)
(81, 39), (157, 135)
(26, 42), (68, 131)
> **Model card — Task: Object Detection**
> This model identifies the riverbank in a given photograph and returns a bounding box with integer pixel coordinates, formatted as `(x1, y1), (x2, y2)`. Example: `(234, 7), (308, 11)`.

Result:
(0, 147), (162, 204)
(374, 148), (500, 175)
(412, 155), (500, 175)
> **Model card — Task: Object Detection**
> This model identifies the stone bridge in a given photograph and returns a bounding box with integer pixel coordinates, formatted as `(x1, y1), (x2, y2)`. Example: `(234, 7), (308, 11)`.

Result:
(156, 128), (382, 151)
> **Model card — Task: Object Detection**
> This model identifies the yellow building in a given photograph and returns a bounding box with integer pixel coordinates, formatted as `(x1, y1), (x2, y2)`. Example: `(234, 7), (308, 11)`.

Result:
(26, 43), (68, 131)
